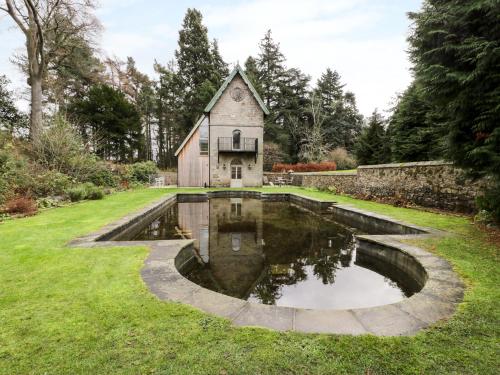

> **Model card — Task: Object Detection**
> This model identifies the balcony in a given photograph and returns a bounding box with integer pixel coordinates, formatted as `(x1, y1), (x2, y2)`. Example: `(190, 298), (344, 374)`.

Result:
(218, 137), (258, 162)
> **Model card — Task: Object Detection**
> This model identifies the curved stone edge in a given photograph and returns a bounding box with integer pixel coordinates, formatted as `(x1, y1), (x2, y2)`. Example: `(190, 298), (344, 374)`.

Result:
(68, 191), (465, 336)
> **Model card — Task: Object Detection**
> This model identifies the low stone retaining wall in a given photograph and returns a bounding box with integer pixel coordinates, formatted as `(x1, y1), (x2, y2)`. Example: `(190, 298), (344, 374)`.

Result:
(265, 161), (489, 213)
(158, 171), (177, 185)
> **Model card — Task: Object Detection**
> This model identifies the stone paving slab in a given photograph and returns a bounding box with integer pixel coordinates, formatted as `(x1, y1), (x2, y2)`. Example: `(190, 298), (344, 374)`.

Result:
(190, 289), (248, 319)
(352, 304), (427, 336)
(232, 303), (295, 331)
(394, 293), (457, 324)
(294, 308), (368, 335)
(421, 279), (464, 303)
(68, 190), (465, 336)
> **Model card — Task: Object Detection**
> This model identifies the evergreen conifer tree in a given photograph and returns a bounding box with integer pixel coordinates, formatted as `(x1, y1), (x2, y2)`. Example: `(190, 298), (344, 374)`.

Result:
(314, 68), (362, 152)
(68, 84), (142, 161)
(244, 56), (262, 95)
(175, 8), (228, 132)
(388, 82), (446, 162)
(355, 110), (390, 165)
(409, 0), (500, 220)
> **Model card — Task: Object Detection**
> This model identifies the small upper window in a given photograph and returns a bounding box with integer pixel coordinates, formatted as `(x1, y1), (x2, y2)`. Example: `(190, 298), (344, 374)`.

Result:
(199, 120), (208, 155)
(232, 130), (241, 150)
(199, 139), (208, 155)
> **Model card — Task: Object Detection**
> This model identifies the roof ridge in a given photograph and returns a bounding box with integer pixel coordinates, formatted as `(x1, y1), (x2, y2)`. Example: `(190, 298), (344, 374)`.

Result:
(203, 65), (270, 115)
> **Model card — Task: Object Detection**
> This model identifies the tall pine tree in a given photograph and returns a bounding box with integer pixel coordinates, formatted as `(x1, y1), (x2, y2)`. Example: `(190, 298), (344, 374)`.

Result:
(256, 30), (286, 114)
(244, 56), (262, 96)
(389, 82), (446, 162)
(314, 68), (363, 152)
(175, 8), (228, 132)
(355, 110), (390, 165)
(409, 0), (500, 220)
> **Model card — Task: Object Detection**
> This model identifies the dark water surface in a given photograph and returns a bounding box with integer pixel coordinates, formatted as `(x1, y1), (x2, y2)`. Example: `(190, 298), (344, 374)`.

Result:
(129, 197), (419, 309)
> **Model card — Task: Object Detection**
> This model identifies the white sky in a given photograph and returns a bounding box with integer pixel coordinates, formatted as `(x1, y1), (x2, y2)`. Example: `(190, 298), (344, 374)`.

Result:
(0, 0), (422, 117)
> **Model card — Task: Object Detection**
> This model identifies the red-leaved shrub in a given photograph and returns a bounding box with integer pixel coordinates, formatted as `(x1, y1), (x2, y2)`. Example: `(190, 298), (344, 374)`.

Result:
(2, 196), (38, 216)
(272, 162), (337, 173)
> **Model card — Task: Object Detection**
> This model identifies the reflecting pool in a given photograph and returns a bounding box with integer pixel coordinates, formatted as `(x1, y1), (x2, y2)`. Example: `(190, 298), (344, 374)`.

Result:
(128, 197), (420, 309)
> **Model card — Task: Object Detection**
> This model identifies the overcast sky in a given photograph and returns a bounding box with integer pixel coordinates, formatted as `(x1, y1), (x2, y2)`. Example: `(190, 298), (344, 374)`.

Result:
(0, 0), (422, 117)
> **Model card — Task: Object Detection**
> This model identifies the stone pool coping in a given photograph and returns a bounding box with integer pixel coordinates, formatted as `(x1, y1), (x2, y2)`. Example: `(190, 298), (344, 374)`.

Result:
(69, 191), (464, 336)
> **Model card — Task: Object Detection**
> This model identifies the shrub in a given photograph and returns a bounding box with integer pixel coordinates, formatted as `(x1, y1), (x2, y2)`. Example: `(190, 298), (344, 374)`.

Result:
(2, 196), (38, 216)
(125, 161), (158, 183)
(272, 162), (337, 173)
(66, 186), (86, 202)
(0, 141), (34, 204)
(36, 197), (63, 209)
(84, 184), (104, 200)
(88, 162), (118, 187)
(30, 170), (72, 197)
(31, 115), (113, 185)
(328, 148), (357, 170)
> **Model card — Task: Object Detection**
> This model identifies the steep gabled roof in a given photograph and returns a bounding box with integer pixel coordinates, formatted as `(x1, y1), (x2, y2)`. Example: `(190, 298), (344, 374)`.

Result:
(175, 64), (269, 157)
(204, 64), (270, 115)
(174, 115), (206, 156)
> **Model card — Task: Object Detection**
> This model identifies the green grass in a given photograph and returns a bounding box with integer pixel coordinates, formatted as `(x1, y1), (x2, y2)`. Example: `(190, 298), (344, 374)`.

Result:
(0, 187), (498, 374)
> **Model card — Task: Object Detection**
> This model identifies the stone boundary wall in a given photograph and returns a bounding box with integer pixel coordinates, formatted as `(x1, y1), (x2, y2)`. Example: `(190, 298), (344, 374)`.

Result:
(158, 171), (177, 186)
(265, 161), (489, 213)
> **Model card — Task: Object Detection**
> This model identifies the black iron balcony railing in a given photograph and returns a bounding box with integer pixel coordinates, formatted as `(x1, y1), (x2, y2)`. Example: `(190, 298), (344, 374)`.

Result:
(217, 137), (258, 162)
(218, 137), (257, 152)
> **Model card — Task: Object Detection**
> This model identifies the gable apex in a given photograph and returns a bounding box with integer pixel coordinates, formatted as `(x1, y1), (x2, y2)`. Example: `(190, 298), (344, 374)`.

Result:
(204, 65), (270, 115)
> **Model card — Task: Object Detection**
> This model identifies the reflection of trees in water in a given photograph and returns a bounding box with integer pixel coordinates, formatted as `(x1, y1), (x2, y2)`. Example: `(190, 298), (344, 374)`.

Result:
(249, 202), (357, 303)
(135, 205), (179, 240)
(311, 252), (340, 284)
(252, 275), (282, 304)
(251, 260), (309, 304)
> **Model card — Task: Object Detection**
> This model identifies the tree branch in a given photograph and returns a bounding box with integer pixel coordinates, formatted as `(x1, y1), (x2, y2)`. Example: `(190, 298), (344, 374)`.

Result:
(24, 0), (44, 68)
(4, 0), (28, 35)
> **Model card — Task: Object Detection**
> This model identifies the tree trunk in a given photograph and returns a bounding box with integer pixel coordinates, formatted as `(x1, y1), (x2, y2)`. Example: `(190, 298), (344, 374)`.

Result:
(30, 74), (43, 141)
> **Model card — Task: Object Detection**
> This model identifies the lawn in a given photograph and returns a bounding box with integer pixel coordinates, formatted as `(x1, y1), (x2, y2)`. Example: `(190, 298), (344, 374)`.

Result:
(0, 187), (498, 374)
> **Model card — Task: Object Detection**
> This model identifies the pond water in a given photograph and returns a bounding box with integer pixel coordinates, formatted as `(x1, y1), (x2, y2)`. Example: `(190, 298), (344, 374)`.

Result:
(128, 197), (420, 309)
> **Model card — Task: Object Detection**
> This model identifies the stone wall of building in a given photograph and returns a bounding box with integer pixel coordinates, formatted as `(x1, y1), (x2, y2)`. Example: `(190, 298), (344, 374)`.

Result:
(209, 74), (264, 187)
(264, 161), (489, 213)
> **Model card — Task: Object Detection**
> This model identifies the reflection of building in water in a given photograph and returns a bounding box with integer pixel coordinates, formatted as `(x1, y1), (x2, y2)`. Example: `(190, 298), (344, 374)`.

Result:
(176, 198), (265, 299)
(209, 198), (265, 298)
(177, 201), (209, 262)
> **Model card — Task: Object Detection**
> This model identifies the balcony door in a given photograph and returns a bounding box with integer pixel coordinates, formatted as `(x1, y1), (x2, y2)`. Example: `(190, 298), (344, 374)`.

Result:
(230, 159), (243, 188)
(232, 130), (241, 150)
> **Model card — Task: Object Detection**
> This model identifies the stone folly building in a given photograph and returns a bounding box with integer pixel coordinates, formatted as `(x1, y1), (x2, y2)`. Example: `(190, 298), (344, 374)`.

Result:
(175, 65), (269, 187)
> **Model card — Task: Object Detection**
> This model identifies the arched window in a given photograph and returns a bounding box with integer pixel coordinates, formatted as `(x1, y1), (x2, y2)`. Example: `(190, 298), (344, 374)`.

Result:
(232, 130), (241, 150)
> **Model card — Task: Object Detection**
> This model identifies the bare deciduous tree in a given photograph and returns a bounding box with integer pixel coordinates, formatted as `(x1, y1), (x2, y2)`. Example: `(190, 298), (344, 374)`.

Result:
(289, 94), (331, 163)
(1, 0), (99, 142)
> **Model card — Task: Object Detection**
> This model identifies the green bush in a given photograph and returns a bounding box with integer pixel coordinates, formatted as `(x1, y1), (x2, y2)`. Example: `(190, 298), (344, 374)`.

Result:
(0, 142), (33, 204)
(88, 162), (118, 187)
(30, 170), (72, 197)
(125, 161), (158, 184)
(66, 186), (86, 202)
(84, 184), (104, 200)
(36, 197), (63, 209)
